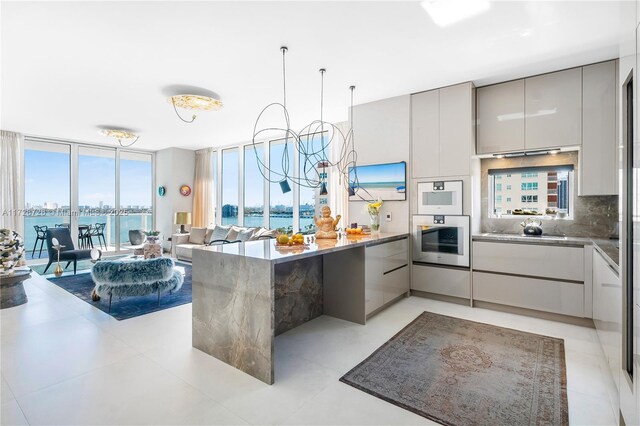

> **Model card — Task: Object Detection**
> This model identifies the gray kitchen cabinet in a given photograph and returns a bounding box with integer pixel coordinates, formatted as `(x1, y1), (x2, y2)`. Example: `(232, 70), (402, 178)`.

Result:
(580, 60), (618, 196)
(364, 238), (409, 316)
(476, 79), (526, 154)
(593, 249), (621, 395)
(411, 90), (440, 178)
(440, 83), (475, 176)
(411, 82), (475, 178)
(525, 67), (582, 150)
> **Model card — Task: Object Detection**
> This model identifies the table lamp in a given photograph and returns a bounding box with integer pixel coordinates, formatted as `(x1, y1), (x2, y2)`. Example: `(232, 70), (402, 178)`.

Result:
(174, 212), (192, 234)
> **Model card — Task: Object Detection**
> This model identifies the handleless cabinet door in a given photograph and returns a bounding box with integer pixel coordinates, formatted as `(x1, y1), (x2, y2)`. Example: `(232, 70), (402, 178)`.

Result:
(580, 60), (618, 196)
(525, 67), (582, 150)
(411, 90), (440, 178)
(477, 80), (525, 154)
(439, 83), (472, 176)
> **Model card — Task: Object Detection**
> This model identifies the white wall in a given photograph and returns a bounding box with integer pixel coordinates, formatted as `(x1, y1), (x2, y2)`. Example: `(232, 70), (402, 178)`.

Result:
(155, 147), (195, 238)
(349, 95), (411, 233)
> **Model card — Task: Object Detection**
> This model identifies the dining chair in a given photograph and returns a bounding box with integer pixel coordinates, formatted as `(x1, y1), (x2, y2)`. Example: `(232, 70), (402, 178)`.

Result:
(90, 223), (107, 250)
(32, 225), (48, 258)
(78, 225), (94, 249)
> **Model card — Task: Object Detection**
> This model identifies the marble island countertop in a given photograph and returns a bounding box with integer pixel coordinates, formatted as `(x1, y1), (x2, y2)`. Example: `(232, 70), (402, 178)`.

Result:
(473, 233), (620, 273)
(194, 232), (410, 264)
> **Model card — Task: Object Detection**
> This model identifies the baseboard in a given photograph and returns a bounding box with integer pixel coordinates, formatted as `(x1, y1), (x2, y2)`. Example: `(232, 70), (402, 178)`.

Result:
(410, 289), (470, 306)
(473, 300), (595, 328)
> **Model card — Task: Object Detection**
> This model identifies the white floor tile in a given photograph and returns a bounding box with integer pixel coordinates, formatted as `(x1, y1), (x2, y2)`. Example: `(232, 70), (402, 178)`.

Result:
(0, 400), (29, 426)
(282, 381), (435, 425)
(0, 376), (15, 405)
(569, 390), (618, 425)
(1, 316), (138, 397)
(16, 354), (213, 425)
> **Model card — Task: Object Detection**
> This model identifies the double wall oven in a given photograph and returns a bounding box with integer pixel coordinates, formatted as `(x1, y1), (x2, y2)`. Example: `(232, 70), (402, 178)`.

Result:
(413, 215), (470, 268)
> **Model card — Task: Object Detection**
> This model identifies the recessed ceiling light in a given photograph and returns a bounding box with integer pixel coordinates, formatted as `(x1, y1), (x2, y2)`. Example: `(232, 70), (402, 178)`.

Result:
(420, 0), (491, 27)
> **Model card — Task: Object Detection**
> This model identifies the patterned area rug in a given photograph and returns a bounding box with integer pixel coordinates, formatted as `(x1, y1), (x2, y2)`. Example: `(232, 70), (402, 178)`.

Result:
(47, 263), (192, 320)
(341, 312), (568, 426)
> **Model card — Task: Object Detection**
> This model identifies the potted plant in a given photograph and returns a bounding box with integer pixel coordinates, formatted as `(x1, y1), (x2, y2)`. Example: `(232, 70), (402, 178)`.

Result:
(144, 230), (162, 244)
(0, 229), (25, 276)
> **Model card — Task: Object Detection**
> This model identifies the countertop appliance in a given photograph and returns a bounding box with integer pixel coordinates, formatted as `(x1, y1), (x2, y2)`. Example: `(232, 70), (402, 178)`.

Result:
(417, 180), (463, 215)
(413, 215), (470, 268)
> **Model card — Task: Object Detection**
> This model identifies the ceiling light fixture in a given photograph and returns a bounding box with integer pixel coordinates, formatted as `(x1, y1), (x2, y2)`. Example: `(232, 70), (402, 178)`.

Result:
(100, 129), (139, 148)
(250, 46), (364, 199)
(169, 94), (223, 123)
(420, 0), (490, 27)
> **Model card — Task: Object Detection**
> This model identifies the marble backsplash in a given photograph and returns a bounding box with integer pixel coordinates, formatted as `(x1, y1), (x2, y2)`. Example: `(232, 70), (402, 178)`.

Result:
(481, 151), (619, 239)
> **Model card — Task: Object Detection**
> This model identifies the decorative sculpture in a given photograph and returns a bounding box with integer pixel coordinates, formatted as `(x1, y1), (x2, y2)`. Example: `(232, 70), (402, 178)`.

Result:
(315, 206), (341, 239)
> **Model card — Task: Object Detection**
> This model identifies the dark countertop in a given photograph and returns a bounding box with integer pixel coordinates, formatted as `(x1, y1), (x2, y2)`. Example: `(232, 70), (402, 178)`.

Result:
(194, 232), (410, 264)
(473, 233), (620, 274)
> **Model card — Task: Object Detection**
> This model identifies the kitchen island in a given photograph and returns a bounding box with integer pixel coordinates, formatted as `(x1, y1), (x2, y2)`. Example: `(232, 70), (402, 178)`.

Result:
(191, 232), (409, 384)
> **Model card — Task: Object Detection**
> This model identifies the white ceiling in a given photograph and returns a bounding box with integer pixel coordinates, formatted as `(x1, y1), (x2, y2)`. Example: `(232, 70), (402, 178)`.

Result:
(0, 1), (626, 151)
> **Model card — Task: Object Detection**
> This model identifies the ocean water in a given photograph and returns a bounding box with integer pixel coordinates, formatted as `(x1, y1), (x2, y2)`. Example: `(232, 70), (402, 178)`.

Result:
(354, 181), (405, 189)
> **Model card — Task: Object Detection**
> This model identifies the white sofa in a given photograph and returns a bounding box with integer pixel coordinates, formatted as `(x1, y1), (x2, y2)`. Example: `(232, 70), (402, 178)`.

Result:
(171, 225), (276, 261)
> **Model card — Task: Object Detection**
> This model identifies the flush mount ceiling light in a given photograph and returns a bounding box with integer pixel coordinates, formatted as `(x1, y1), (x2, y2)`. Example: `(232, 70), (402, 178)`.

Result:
(421, 0), (490, 27)
(169, 94), (223, 123)
(100, 129), (139, 148)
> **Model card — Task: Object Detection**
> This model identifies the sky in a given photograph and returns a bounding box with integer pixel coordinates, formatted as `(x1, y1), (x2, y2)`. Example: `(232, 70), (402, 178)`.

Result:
(349, 161), (406, 184)
(25, 149), (152, 208)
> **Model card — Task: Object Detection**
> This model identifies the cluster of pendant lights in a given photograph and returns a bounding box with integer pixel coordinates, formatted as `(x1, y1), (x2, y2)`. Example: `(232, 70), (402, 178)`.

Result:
(101, 46), (365, 200)
(250, 46), (363, 197)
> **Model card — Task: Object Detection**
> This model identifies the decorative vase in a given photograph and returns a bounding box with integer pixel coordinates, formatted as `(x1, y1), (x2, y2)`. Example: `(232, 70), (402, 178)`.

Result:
(0, 229), (25, 276)
(369, 213), (381, 235)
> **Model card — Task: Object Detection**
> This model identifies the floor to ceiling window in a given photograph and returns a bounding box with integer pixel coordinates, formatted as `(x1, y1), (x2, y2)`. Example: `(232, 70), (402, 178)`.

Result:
(244, 144), (264, 227)
(24, 140), (71, 260)
(78, 146), (116, 251)
(298, 133), (325, 234)
(222, 148), (239, 225)
(119, 151), (153, 245)
(269, 139), (294, 232)
(23, 139), (154, 261)
(211, 150), (218, 223)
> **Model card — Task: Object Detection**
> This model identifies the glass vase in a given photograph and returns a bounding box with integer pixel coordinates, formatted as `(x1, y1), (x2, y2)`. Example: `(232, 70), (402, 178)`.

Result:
(369, 213), (381, 235)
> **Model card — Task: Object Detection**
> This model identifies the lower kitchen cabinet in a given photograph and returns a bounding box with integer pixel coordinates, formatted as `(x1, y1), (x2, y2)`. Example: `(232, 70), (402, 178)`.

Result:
(472, 271), (585, 317)
(472, 240), (588, 318)
(365, 238), (409, 315)
(593, 248), (622, 395)
(412, 263), (470, 299)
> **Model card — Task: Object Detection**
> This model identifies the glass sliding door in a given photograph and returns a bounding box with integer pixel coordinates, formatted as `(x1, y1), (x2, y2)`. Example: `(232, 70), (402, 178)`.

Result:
(24, 140), (71, 260)
(119, 151), (153, 245)
(222, 148), (239, 225)
(269, 140), (294, 232)
(78, 146), (116, 252)
(244, 144), (264, 228)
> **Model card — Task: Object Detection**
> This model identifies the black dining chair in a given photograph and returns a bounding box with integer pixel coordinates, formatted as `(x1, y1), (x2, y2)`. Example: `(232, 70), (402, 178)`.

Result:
(32, 225), (48, 258)
(43, 228), (92, 275)
(90, 223), (107, 250)
(55, 223), (70, 228)
(78, 225), (93, 249)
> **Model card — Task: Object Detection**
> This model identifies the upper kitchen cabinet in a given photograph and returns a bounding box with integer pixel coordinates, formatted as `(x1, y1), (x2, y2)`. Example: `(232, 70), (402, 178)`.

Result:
(411, 82), (475, 178)
(411, 89), (440, 178)
(525, 67), (582, 150)
(580, 60), (618, 196)
(476, 79), (525, 155)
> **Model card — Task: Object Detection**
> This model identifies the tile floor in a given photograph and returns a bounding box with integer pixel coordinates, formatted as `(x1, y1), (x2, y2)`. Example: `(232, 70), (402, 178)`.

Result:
(0, 272), (619, 425)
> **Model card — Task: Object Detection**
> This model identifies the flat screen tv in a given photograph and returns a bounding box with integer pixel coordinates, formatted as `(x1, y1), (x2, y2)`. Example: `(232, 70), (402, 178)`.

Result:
(348, 161), (406, 201)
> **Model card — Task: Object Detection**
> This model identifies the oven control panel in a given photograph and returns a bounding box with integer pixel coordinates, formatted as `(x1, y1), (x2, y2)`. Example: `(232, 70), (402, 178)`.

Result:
(433, 215), (445, 224)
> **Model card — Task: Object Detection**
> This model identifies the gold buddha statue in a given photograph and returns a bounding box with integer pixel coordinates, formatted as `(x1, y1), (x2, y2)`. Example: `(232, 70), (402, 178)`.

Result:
(314, 206), (341, 239)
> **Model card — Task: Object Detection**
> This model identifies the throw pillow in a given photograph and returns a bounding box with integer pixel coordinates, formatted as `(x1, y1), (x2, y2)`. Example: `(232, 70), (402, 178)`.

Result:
(251, 227), (277, 240)
(236, 228), (255, 242)
(188, 227), (207, 244)
(225, 225), (243, 242)
(208, 225), (231, 243)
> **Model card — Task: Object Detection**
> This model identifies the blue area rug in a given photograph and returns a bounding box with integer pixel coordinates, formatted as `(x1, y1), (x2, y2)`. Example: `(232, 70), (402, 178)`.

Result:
(47, 263), (192, 320)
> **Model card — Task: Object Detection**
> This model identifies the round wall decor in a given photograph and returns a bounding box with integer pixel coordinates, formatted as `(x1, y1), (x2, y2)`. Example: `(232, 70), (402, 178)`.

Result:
(179, 185), (192, 196)
(158, 186), (166, 196)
